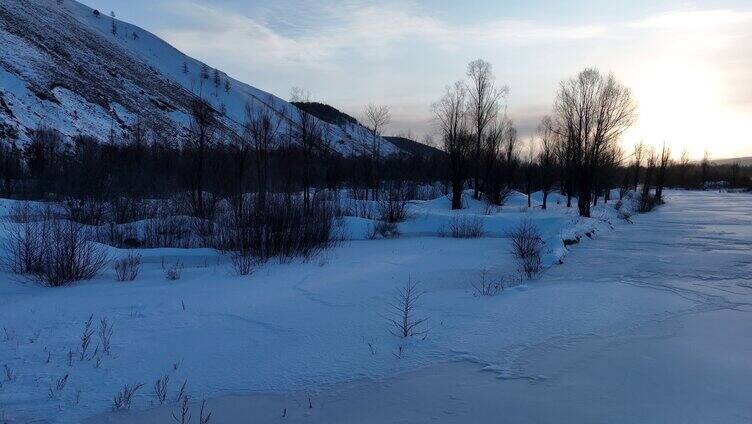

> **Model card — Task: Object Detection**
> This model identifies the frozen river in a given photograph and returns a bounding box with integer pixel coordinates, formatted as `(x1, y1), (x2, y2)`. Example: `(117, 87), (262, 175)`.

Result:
(94, 190), (752, 423)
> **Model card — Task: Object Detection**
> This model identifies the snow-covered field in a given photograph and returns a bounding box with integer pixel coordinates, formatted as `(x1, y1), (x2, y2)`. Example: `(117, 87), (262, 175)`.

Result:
(2, 190), (750, 423)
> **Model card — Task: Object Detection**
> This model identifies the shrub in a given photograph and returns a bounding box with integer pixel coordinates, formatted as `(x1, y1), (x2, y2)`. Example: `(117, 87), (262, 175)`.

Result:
(3, 211), (109, 287)
(230, 250), (254, 276)
(444, 215), (484, 238)
(508, 219), (543, 279)
(213, 194), (336, 262)
(471, 269), (503, 296)
(112, 383), (144, 411)
(162, 259), (182, 281)
(113, 252), (142, 282)
(377, 180), (410, 223)
(64, 198), (107, 226)
(143, 214), (194, 248)
(638, 193), (660, 213)
(368, 220), (401, 239)
(154, 374), (169, 405)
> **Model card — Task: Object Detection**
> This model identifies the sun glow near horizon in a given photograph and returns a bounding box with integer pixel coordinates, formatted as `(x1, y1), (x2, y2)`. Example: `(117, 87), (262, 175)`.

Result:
(623, 60), (732, 160)
(618, 10), (751, 160)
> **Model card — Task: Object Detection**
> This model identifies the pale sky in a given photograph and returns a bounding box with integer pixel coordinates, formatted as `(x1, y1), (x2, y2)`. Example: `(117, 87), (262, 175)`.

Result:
(80, 0), (752, 159)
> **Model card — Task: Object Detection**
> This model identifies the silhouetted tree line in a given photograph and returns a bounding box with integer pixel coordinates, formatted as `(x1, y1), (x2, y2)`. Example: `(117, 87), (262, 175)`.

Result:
(433, 62), (751, 215)
(0, 82), (748, 226)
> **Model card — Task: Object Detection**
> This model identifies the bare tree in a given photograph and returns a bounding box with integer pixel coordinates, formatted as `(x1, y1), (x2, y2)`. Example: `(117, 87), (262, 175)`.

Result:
(245, 100), (281, 211)
(655, 142), (671, 202)
(363, 104), (391, 158)
(433, 82), (471, 210)
(631, 141), (644, 192)
(290, 89), (325, 211)
(466, 59), (506, 200)
(596, 143), (622, 205)
(537, 116), (557, 210)
(678, 148), (690, 187)
(387, 278), (427, 338)
(479, 116), (505, 205)
(553, 68), (637, 217)
(523, 139), (535, 208)
(700, 150), (710, 188)
(642, 147), (657, 199)
(185, 99), (218, 220)
(363, 104), (391, 200)
(501, 119), (519, 192)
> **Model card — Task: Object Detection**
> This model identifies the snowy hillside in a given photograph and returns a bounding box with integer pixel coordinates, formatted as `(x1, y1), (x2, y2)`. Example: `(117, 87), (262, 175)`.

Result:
(0, 0), (399, 156)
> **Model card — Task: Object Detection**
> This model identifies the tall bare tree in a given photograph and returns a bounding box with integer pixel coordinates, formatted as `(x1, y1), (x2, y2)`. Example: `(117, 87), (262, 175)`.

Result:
(678, 148), (690, 187)
(553, 68), (637, 217)
(700, 150), (710, 188)
(479, 116), (506, 205)
(537, 116), (558, 210)
(245, 99), (281, 211)
(631, 141), (644, 192)
(290, 89), (324, 211)
(466, 59), (506, 200)
(642, 147), (657, 199)
(185, 98), (218, 219)
(655, 142), (671, 202)
(434, 82), (471, 210)
(363, 103), (391, 200)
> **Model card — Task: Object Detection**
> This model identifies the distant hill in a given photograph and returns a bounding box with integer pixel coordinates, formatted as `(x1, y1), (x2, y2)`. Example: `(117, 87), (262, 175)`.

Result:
(712, 157), (752, 167)
(290, 101), (443, 158)
(291, 102), (359, 127)
(384, 136), (444, 158)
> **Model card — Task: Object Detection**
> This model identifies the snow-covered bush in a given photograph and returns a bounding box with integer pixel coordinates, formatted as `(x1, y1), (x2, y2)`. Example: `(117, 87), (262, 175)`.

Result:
(443, 215), (485, 238)
(143, 214), (195, 249)
(212, 194), (336, 261)
(113, 252), (142, 282)
(638, 192), (660, 212)
(63, 198), (107, 226)
(377, 180), (410, 223)
(3, 210), (109, 287)
(162, 259), (182, 281)
(508, 219), (543, 279)
(368, 220), (401, 239)
(230, 250), (254, 276)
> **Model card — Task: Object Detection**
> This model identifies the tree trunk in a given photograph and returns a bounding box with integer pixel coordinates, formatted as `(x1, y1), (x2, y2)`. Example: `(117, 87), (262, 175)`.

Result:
(451, 181), (463, 210)
(577, 179), (592, 217)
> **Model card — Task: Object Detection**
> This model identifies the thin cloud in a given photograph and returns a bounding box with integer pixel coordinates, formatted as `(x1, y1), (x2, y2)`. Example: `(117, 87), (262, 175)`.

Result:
(631, 9), (752, 30)
(158, 0), (609, 68)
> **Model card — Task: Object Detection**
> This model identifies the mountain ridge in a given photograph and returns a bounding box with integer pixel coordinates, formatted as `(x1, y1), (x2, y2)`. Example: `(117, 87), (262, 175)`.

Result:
(0, 0), (405, 157)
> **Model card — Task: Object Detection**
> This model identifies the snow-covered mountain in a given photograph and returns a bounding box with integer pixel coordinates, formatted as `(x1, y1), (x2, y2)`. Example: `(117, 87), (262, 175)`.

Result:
(0, 0), (400, 156)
